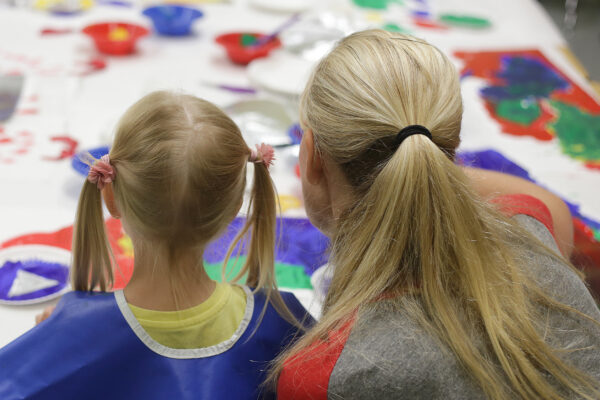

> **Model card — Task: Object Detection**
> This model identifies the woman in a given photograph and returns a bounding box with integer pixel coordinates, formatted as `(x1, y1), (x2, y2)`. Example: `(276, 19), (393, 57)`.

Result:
(274, 30), (600, 400)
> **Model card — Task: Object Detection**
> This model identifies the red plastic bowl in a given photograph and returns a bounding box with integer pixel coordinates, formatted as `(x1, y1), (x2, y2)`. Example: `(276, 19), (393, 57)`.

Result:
(82, 22), (149, 56)
(215, 32), (281, 65)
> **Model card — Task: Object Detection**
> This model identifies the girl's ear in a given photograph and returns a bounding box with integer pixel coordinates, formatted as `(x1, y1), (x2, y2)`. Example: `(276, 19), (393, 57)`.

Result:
(300, 129), (324, 185)
(102, 183), (121, 219)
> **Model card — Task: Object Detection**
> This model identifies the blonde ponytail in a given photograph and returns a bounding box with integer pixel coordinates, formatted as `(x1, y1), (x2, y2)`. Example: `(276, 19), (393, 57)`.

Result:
(72, 180), (114, 291)
(271, 30), (600, 398)
(224, 159), (303, 327)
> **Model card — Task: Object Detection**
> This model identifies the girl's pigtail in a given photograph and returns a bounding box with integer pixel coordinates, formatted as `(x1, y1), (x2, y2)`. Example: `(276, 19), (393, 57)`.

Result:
(223, 147), (303, 328)
(71, 171), (114, 292)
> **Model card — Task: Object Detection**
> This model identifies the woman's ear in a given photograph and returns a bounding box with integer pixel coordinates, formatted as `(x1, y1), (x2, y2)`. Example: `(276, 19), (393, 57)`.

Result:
(102, 183), (121, 219)
(300, 129), (324, 185)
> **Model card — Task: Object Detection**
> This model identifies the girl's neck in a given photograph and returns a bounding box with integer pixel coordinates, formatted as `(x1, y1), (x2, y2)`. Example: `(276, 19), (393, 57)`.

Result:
(123, 245), (216, 311)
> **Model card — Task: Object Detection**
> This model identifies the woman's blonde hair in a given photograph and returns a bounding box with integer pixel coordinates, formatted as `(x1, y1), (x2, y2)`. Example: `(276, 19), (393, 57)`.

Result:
(72, 91), (295, 323)
(272, 30), (600, 399)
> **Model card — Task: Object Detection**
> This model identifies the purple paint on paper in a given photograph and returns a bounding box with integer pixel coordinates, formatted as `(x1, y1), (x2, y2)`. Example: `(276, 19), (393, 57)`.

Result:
(480, 56), (570, 102)
(217, 84), (257, 94)
(411, 10), (431, 18)
(204, 218), (329, 276)
(457, 149), (600, 231)
(0, 259), (69, 301)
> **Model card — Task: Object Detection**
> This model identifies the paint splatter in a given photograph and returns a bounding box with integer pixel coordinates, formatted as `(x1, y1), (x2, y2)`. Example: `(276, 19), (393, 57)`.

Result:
(548, 100), (600, 163)
(205, 255), (312, 289)
(455, 50), (600, 168)
(412, 18), (448, 30)
(439, 14), (491, 29)
(352, 0), (389, 10)
(382, 23), (411, 33)
(481, 56), (569, 101)
(43, 135), (78, 161)
(495, 98), (540, 126)
(0, 129), (36, 163)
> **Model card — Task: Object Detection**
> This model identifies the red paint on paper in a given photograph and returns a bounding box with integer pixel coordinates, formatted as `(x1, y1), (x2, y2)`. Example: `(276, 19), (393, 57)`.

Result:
(413, 17), (448, 30)
(1, 218), (134, 290)
(43, 135), (78, 161)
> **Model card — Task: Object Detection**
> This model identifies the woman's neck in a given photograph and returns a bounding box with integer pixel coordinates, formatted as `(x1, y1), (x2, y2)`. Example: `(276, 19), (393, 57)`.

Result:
(123, 244), (216, 311)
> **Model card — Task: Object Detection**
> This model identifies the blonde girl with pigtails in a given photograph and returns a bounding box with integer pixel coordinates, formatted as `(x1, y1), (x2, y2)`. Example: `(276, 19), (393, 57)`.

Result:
(0, 91), (310, 400)
(275, 30), (600, 400)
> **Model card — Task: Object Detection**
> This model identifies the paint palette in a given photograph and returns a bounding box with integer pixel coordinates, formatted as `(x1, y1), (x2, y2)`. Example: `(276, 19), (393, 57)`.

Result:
(0, 245), (71, 305)
(142, 5), (204, 36)
(215, 32), (281, 65)
(71, 146), (110, 176)
(82, 22), (149, 55)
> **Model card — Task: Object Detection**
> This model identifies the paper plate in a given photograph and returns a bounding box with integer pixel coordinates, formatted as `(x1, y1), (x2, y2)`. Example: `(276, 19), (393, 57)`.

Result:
(247, 51), (315, 97)
(0, 245), (71, 305)
(226, 99), (294, 146)
(249, 0), (316, 13)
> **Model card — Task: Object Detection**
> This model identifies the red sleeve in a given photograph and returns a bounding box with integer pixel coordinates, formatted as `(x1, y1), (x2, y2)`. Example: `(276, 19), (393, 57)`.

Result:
(490, 194), (555, 239)
(277, 317), (355, 400)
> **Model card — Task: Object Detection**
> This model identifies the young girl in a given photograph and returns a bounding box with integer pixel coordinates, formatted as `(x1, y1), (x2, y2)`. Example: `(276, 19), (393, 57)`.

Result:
(0, 91), (309, 400)
(275, 30), (600, 399)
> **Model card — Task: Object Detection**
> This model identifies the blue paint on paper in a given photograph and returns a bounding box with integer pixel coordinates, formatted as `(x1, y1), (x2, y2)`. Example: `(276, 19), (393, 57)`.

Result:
(481, 56), (570, 102)
(457, 149), (600, 231)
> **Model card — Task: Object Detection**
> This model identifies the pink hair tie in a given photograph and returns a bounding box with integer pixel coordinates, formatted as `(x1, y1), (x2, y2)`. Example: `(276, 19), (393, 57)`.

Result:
(87, 154), (116, 190)
(248, 143), (275, 169)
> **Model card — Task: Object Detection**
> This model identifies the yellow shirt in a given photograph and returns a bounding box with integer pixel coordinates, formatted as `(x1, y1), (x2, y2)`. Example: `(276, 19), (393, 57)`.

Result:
(127, 283), (247, 349)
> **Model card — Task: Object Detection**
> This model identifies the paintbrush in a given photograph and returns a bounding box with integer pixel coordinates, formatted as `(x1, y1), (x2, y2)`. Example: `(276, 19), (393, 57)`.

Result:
(251, 13), (301, 48)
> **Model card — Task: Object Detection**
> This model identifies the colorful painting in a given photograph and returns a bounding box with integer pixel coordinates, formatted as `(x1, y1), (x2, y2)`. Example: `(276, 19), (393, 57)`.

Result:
(2, 150), (599, 296)
(455, 50), (600, 170)
(0, 217), (329, 291)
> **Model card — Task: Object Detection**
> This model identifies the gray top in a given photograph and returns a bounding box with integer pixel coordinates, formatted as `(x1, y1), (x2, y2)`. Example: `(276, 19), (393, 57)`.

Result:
(328, 215), (600, 399)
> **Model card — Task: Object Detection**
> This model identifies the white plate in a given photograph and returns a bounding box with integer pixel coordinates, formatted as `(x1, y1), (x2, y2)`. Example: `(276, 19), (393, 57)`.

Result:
(0, 245), (71, 305)
(226, 99), (294, 146)
(247, 51), (316, 97)
(249, 0), (316, 13)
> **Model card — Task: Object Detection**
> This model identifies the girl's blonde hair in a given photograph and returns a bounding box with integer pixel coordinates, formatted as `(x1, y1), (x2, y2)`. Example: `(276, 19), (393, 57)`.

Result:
(72, 91), (295, 323)
(272, 30), (600, 399)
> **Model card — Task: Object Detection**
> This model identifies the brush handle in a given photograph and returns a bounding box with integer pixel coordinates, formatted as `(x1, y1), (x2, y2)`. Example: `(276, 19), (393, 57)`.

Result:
(252, 13), (301, 48)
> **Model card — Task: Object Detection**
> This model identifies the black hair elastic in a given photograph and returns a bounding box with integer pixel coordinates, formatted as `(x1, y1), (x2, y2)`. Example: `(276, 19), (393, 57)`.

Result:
(395, 125), (432, 146)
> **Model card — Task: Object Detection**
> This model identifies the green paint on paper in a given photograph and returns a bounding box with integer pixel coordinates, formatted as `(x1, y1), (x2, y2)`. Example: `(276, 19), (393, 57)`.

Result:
(549, 100), (600, 162)
(495, 98), (541, 126)
(240, 34), (257, 47)
(592, 227), (600, 242)
(353, 0), (388, 10)
(383, 23), (410, 33)
(205, 256), (313, 289)
(439, 14), (491, 29)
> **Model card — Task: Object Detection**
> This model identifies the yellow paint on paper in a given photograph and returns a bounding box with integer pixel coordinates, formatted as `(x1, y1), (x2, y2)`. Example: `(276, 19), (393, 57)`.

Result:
(278, 194), (302, 213)
(118, 235), (134, 258)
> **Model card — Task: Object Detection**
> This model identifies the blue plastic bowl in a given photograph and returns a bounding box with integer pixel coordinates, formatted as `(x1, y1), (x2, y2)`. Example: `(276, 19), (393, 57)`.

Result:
(142, 5), (203, 36)
(72, 146), (110, 176)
